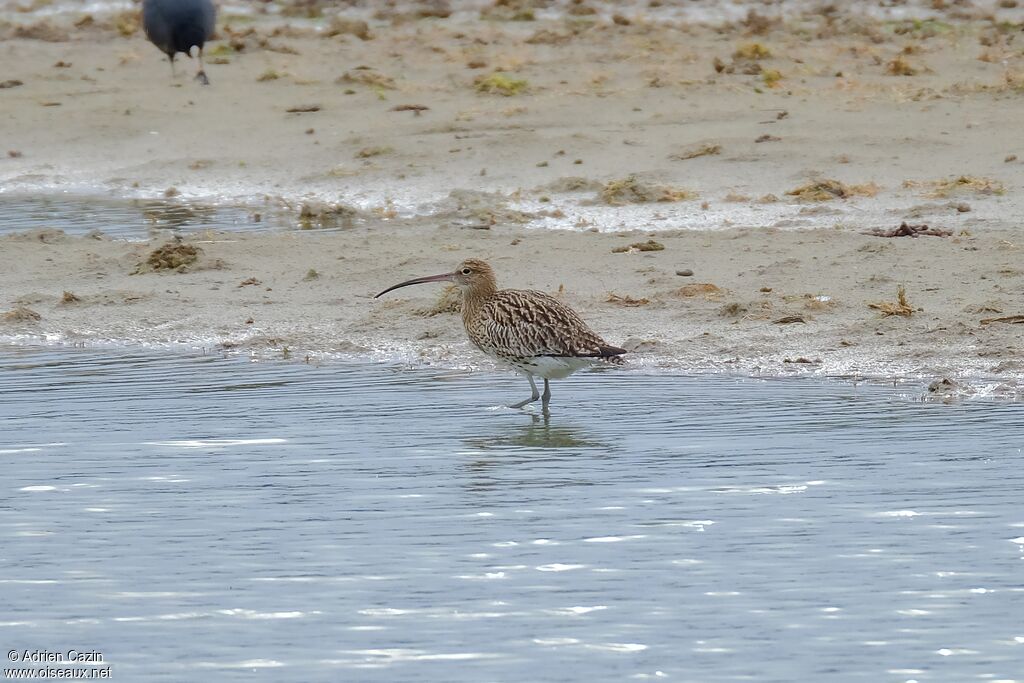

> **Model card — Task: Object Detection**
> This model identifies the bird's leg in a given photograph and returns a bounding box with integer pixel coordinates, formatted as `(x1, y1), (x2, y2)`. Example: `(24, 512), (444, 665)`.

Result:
(191, 46), (209, 85)
(167, 54), (177, 79)
(540, 379), (551, 416)
(509, 374), (540, 409)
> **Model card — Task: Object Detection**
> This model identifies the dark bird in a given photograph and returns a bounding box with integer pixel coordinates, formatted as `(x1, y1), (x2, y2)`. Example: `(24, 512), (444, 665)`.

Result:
(376, 259), (626, 410)
(142, 0), (217, 85)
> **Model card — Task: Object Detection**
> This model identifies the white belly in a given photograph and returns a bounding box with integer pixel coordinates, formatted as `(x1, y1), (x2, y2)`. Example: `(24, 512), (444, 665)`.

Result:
(503, 355), (594, 380)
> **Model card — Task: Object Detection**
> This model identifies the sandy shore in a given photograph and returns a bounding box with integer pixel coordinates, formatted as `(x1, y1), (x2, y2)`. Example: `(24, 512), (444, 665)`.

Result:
(2, 223), (1022, 394)
(1, 1), (1022, 394)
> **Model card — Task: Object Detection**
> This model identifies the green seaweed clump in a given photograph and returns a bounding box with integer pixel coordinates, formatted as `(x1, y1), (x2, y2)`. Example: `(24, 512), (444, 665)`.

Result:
(474, 72), (529, 96)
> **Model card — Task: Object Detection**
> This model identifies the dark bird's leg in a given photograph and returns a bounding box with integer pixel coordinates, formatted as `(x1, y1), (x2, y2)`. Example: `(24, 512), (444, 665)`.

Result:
(193, 46), (209, 85)
(510, 374), (540, 409)
(540, 380), (552, 416)
(167, 53), (177, 79)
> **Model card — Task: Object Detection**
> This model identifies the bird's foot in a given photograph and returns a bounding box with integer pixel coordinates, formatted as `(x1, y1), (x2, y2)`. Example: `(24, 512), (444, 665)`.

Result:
(509, 395), (540, 409)
(194, 70), (210, 85)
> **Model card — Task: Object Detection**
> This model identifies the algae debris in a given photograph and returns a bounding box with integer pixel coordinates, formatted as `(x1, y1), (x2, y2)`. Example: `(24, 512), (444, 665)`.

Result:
(905, 175), (1005, 198)
(325, 17), (372, 40)
(733, 43), (772, 60)
(605, 293), (650, 307)
(417, 285), (462, 316)
(869, 285), (914, 317)
(676, 283), (724, 300)
(786, 179), (879, 201)
(2, 306), (42, 322)
(611, 240), (665, 254)
(355, 146), (393, 159)
(886, 56), (918, 76)
(762, 69), (783, 87)
(135, 242), (201, 273)
(474, 72), (529, 96)
(298, 201), (360, 229)
(670, 143), (721, 161)
(337, 69), (396, 90)
(600, 176), (696, 205)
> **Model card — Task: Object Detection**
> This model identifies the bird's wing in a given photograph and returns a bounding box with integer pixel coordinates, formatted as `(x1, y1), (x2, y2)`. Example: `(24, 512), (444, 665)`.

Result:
(199, 0), (217, 37)
(474, 290), (623, 358)
(141, 1), (174, 54)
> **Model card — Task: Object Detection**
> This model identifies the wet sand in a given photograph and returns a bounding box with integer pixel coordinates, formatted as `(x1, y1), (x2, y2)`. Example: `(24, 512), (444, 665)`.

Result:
(2, 223), (1022, 395)
(1, 1), (1022, 392)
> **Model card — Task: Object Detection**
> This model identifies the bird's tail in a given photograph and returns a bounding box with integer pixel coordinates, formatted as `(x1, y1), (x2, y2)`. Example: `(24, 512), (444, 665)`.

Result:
(590, 345), (627, 366)
(543, 345), (626, 364)
(598, 344), (627, 357)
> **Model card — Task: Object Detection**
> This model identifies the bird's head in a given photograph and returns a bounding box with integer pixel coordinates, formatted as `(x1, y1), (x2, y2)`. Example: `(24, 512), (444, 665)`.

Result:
(374, 258), (497, 298)
(450, 259), (495, 291)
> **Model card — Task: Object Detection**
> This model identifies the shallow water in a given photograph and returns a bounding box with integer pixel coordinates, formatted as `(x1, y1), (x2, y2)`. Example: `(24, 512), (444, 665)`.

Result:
(0, 187), (991, 240)
(0, 195), (282, 239)
(2, 346), (1023, 681)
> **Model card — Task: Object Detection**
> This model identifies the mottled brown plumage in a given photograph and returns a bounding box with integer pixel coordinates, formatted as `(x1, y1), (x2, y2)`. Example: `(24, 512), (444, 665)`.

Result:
(375, 258), (625, 409)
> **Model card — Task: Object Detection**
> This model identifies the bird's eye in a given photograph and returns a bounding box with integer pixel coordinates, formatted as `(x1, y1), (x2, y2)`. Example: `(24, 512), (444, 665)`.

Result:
(461, 268), (472, 275)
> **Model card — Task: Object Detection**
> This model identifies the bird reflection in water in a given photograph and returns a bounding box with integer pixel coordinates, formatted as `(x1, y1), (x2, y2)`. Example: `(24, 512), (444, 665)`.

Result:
(459, 413), (608, 491)
(471, 412), (605, 451)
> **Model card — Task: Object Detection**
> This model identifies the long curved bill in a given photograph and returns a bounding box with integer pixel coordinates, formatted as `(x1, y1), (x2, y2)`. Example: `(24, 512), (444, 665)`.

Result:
(374, 272), (454, 299)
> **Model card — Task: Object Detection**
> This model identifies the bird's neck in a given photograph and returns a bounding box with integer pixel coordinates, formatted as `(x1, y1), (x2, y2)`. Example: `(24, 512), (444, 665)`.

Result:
(460, 281), (497, 323)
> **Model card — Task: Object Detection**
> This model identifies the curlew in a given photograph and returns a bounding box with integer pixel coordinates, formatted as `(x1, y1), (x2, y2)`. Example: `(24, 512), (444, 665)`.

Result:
(375, 259), (625, 409)
(142, 0), (216, 85)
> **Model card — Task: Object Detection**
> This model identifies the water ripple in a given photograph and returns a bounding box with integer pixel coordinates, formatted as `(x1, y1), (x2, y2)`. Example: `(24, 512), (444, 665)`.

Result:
(1, 345), (1023, 682)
